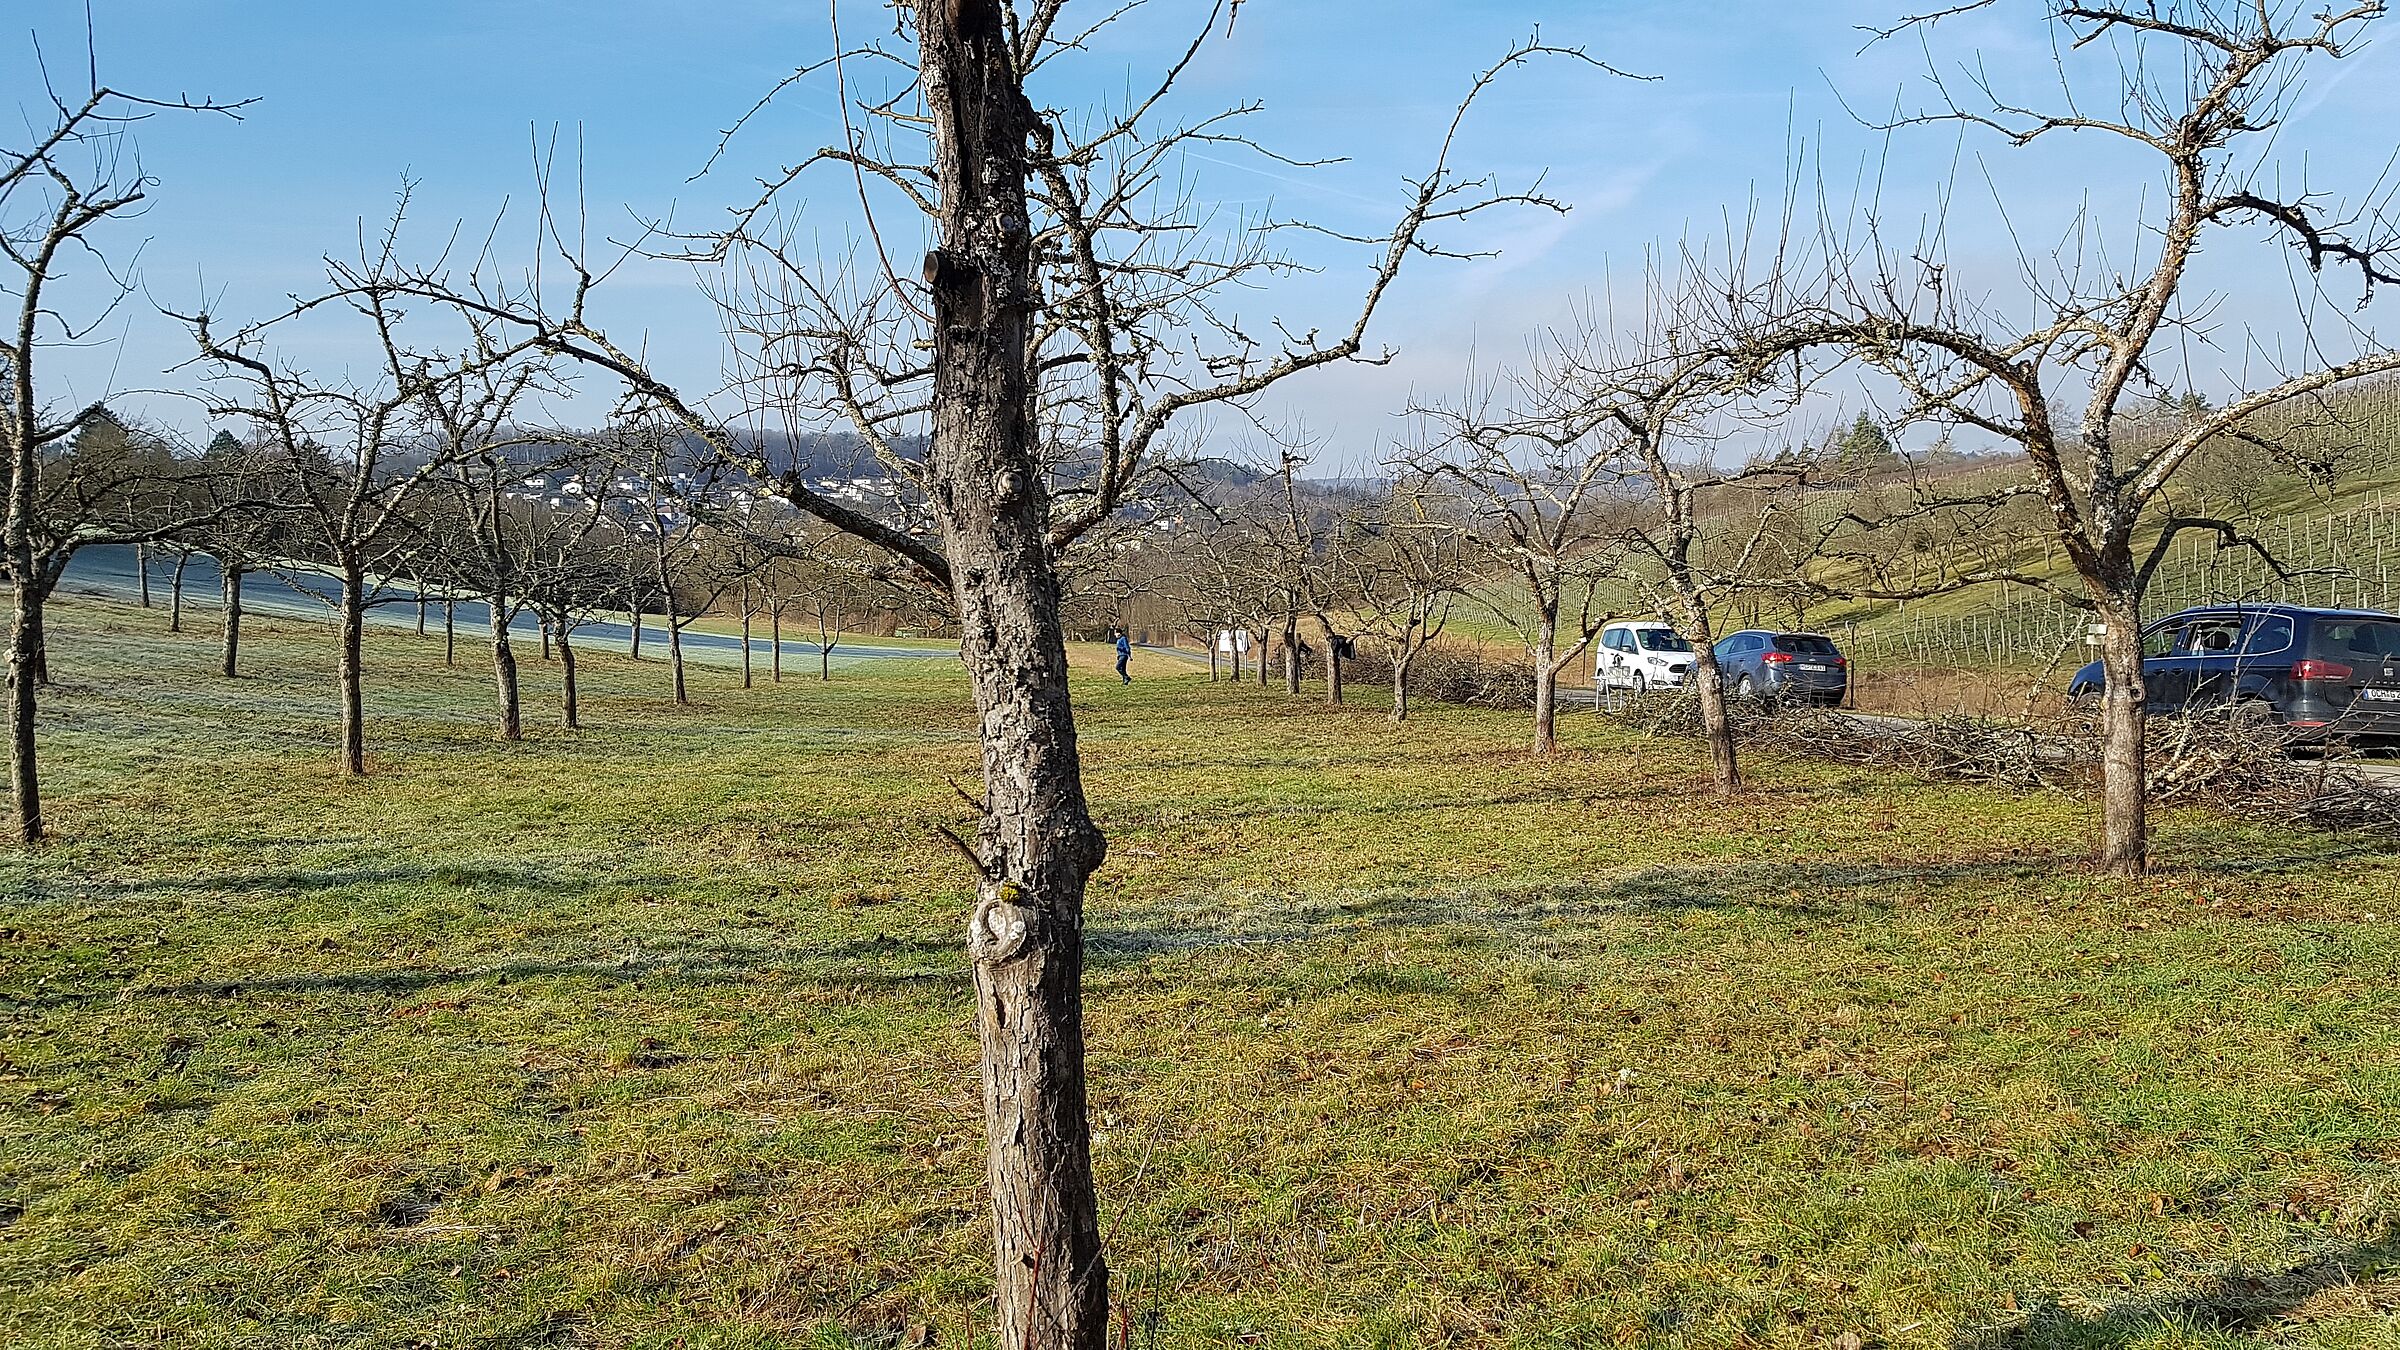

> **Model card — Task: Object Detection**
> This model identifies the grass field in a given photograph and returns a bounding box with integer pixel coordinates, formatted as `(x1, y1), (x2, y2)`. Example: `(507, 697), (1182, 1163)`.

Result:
(4, 596), (2398, 1349)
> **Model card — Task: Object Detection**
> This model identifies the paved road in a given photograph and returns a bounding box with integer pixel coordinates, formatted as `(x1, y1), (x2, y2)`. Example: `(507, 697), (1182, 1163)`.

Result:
(55, 544), (954, 671)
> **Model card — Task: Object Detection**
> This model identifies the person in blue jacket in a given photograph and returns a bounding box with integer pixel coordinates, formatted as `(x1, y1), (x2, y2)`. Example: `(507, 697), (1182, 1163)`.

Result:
(1113, 629), (1132, 684)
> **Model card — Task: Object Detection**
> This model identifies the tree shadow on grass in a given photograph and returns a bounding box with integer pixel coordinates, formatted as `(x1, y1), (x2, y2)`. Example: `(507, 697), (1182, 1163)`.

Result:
(1089, 855), (2070, 961)
(11, 935), (967, 1010)
(1964, 1227), (2400, 1347)
(13, 861), (613, 907)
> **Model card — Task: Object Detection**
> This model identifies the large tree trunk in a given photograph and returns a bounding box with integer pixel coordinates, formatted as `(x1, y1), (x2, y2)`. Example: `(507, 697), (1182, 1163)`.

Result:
(1391, 647), (1414, 723)
(6, 574), (45, 844)
(921, 3), (1109, 1345)
(337, 553), (367, 777)
(1282, 614), (1302, 695)
(219, 562), (244, 678)
(489, 596), (521, 742)
(2095, 593), (2148, 875)
(169, 551), (188, 633)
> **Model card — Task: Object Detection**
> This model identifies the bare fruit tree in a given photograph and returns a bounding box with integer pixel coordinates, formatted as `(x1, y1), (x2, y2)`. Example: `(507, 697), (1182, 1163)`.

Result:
(1411, 393), (1629, 754)
(1761, 0), (2400, 874)
(177, 218), (551, 775)
(3, 52), (247, 843)
(387, 7), (1614, 1342)
(414, 344), (561, 740)
(1522, 268), (1825, 794)
(1344, 469), (1472, 722)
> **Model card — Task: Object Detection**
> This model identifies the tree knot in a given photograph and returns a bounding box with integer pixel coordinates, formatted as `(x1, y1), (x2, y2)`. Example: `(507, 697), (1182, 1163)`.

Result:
(968, 885), (1038, 964)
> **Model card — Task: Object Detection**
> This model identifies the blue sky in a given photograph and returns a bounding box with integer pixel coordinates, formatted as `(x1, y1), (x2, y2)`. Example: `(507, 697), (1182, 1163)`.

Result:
(10, 1), (2400, 465)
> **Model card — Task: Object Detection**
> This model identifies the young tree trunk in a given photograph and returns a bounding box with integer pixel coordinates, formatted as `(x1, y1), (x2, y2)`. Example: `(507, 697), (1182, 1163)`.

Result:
(819, 612), (837, 682)
(2095, 593), (2148, 875)
(168, 551), (188, 633)
(1207, 637), (1219, 681)
(1391, 649), (1414, 723)
(489, 597), (521, 742)
(1282, 615), (1302, 695)
(1318, 619), (1344, 706)
(666, 608), (687, 705)
(443, 600), (456, 667)
(337, 553), (368, 776)
(1531, 625), (1559, 755)
(6, 575), (46, 844)
(1692, 642), (1740, 796)
(920, 4), (1109, 1343)
(630, 601), (644, 659)
(741, 606), (754, 689)
(540, 620), (552, 662)
(416, 591), (427, 637)
(771, 606), (784, 682)
(557, 619), (580, 730)
(1672, 593), (1737, 796)
(137, 543), (151, 607)
(219, 562), (244, 678)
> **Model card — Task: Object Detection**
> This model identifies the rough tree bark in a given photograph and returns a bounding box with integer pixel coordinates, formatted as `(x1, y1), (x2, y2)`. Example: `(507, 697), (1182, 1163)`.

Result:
(919, 2), (1109, 1344)
(1681, 613), (1738, 795)
(2093, 584), (2147, 875)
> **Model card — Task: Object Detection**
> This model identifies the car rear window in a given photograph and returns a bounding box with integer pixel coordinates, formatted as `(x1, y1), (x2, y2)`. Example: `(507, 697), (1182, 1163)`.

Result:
(2312, 620), (2400, 661)
(1637, 628), (1691, 653)
(1772, 634), (1839, 655)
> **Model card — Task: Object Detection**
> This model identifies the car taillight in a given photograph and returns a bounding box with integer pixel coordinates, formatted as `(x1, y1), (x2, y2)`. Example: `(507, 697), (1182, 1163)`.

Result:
(2292, 659), (2353, 682)
(1761, 652), (1794, 664)
(1830, 656), (1847, 668)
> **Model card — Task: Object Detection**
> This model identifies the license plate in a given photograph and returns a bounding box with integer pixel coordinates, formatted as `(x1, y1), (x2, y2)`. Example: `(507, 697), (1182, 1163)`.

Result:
(1799, 663), (1829, 671)
(2364, 688), (2400, 702)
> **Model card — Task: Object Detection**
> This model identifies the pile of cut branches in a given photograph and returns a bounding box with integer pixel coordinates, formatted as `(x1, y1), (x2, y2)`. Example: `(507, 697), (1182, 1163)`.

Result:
(1610, 692), (2400, 833)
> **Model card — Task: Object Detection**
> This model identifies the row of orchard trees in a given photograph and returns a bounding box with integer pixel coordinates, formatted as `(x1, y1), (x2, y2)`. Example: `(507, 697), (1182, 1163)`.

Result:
(14, 6), (2400, 1347)
(5, 364), (914, 845)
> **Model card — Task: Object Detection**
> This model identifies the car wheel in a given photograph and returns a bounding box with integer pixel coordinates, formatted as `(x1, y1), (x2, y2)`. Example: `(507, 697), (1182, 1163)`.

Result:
(2225, 698), (2283, 736)
(1736, 674), (1760, 707)
(1633, 673), (1649, 697)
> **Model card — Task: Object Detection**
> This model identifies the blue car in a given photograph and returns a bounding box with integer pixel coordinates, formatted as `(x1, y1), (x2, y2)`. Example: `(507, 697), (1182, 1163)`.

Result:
(2066, 604), (2400, 738)
(1712, 629), (1849, 708)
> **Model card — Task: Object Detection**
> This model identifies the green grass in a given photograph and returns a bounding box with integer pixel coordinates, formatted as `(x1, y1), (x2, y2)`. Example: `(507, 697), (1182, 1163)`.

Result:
(4, 596), (2398, 1348)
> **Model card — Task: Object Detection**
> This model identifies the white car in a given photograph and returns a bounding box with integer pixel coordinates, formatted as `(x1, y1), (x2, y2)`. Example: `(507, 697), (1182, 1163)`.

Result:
(1595, 620), (1697, 693)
